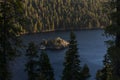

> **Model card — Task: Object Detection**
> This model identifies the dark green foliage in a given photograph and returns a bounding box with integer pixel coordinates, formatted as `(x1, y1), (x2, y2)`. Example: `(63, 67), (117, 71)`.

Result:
(0, 0), (24, 80)
(96, 70), (102, 80)
(62, 32), (81, 80)
(25, 43), (54, 80)
(39, 50), (54, 80)
(104, 0), (120, 79)
(37, 73), (46, 80)
(105, 0), (120, 47)
(62, 32), (91, 80)
(96, 54), (113, 80)
(26, 42), (38, 58)
(25, 42), (38, 80)
(81, 64), (90, 80)
(107, 46), (120, 79)
(21, 0), (110, 33)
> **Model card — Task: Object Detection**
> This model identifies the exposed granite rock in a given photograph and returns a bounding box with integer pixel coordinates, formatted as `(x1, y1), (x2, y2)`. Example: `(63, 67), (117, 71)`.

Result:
(40, 37), (69, 50)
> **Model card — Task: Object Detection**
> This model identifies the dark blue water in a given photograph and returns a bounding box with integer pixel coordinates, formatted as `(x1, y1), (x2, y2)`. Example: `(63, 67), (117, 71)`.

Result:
(11, 30), (110, 80)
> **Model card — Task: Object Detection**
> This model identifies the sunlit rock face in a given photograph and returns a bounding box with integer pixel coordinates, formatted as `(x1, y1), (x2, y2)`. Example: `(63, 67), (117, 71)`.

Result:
(40, 37), (69, 50)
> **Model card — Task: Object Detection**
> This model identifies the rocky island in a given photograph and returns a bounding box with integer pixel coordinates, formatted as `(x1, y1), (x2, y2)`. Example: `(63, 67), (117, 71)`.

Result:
(40, 37), (69, 50)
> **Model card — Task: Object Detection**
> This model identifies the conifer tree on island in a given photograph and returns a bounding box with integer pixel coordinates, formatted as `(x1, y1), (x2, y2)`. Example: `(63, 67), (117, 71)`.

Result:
(25, 42), (38, 80)
(62, 32), (81, 80)
(0, 0), (24, 80)
(39, 50), (54, 80)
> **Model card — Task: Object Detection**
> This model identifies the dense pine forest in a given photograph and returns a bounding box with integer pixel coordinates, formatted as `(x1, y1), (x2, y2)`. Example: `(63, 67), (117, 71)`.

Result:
(21, 0), (110, 33)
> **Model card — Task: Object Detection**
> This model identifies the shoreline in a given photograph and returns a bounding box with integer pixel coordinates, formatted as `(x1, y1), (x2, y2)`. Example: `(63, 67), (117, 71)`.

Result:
(20, 28), (104, 36)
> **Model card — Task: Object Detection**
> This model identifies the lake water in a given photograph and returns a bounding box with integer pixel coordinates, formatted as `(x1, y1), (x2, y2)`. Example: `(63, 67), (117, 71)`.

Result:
(11, 30), (110, 80)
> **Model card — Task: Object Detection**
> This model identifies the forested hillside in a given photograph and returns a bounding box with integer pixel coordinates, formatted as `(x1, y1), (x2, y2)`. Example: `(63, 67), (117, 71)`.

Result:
(21, 0), (110, 33)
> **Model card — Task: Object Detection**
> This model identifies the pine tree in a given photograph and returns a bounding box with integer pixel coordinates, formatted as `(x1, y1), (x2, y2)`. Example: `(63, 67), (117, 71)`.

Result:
(107, 46), (120, 79)
(105, 0), (120, 47)
(104, 0), (120, 79)
(25, 42), (38, 80)
(62, 32), (81, 80)
(81, 64), (90, 80)
(103, 54), (113, 80)
(0, 0), (24, 80)
(37, 73), (46, 80)
(38, 50), (54, 80)
(96, 54), (113, 80)
(96, 70), (102, 80)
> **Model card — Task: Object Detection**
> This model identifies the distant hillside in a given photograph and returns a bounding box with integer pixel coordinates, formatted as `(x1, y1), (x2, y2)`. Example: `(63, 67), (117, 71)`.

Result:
(21, 0), (111, 33)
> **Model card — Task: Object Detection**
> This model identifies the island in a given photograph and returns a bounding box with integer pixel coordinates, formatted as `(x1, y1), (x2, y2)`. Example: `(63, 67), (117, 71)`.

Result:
(40, 37), (69, 50)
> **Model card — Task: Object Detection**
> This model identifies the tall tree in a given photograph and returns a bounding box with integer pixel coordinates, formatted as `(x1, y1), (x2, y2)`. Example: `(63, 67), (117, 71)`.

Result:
(38, 50), (54, 80)
(0, 0), (24, 80)
(81, 64), (90, 80)
(62, 32), (81, 80)
(25, 42), (38, 80)
(104, 0), (120, 79)
(105, 0), (120, 47)
(96, 54), (113, 80)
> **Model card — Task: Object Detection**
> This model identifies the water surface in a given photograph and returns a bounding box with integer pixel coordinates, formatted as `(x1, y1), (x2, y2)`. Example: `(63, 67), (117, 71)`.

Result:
(11, 30), (109, 80)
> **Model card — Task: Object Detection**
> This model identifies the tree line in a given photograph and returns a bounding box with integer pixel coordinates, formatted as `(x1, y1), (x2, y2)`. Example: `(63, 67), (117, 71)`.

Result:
(22, 0), (110, 33)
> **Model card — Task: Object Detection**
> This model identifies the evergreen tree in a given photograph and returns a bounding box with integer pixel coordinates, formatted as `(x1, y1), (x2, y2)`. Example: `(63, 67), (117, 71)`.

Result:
(107, 46), (120, 80)
(96, 54), (113, 80)
(0, 0), (24, 80)
(103, 54), (113, 80)
(104, 0), (120, 79)
(96, 70), (102, 80)
(37, 73), (46, 80)
(105, 0), (120, 47)
(25, 42), (38, 80)
(81, 64), (90, 80)
(38, 50), (54, 80)
(62, 32), (81, 80)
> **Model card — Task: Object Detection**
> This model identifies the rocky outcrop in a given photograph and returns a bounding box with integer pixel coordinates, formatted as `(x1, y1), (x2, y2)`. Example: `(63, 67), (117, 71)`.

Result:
(40, 37), (69, 50)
